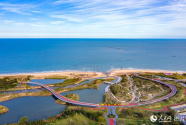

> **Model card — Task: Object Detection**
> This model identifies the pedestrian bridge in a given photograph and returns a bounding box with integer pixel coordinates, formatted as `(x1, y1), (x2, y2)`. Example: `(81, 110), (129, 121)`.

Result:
(23, 74), (177, 108)
(23, 82), (99, 107)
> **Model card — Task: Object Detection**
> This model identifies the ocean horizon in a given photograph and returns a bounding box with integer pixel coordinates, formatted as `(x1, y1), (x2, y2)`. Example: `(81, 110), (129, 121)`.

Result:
(0, 38), (186, 74)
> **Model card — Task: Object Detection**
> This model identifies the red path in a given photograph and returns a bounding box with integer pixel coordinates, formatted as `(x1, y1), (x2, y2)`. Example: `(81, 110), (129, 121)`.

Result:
(22, 73), (177, 108)
(130, 101), (186, 112)
(109, 119), (114, 125)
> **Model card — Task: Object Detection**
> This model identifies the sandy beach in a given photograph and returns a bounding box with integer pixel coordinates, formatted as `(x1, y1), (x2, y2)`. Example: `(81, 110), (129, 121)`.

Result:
(110, 69), (185, 75)
(0, 69), (185, 79)
(0, 71), (106, 79)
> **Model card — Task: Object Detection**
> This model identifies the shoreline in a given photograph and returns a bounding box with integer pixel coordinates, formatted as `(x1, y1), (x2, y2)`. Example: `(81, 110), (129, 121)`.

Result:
(0, 69), (185, 78)
(0, 71), (105, 79)
(0, 105), (9, 114)
(0, 78), (113, 103)
(110, 69), (186, 74)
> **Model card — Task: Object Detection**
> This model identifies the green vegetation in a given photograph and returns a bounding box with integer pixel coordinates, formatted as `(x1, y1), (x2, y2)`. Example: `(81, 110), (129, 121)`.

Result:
(0, 75), (35, 92)
(13, 105), (107, 125)
(107, 113), (116, 118)
(45, 75), (67, 80)
(55, 114), (97, 125)
(132, 75), (163, 101)
(117, 107), (152, 119)
(110, 84), (120, 95)
(53, 78), (113, 92)
(140, 72), (186, 80)
(0, 78), (113, 103)
(86, 79), (113, 89)
(46, 106), (106, 125)
(109, 75), (132, 102)
(63, 78), (114, 91)
(107, 109), (116, 118)
(17, 116), (45, 125)
(0, 77), (18, 89)
(103, 93), (107, 103)
(56, 92), (79, 105)
(0, 105), (8, 114)
(103, 93), (120, 104)
(97, 116), (105, 123)
(24, 75), (32, 82)
(54, 78), (80, 87)
(157, 73), (186, 79)
(18, 116), (28, 125)
(137, 75), (186, 110)
(64, 92), (79, 100)
(117, 118), (158, 125)
(138, 72), (159, 79)
(59, 108), (104, 121)
(116, 107), (184, 125)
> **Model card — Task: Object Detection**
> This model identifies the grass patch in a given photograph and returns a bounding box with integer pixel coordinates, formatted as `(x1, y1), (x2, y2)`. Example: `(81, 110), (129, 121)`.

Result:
(47, 106), (106, 124)
(55, 114), (97, 125)
(54, 78), (80, 87)
(139, 72), (186, 80)
(0, 105), (9, 114)
(45, 75), (67, 80)
(116, 107), (184, 125)
(116, 118), (159, 125)
(56, 92), (79, 105)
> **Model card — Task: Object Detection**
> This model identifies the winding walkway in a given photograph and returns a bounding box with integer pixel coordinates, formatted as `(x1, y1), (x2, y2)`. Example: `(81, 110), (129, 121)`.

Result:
(23, 73), (177, 108)
(21, 73), (179, 125)
(24, 82), (99, 107)
(107, 107), (118, 125)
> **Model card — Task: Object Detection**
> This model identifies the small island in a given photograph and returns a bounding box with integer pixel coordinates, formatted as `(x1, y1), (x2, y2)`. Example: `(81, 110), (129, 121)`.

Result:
(56, 92), (79, 105)
(0, 105), (9, 114)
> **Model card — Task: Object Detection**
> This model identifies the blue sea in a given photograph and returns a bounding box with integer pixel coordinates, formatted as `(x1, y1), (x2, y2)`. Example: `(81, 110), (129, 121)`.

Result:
(0, 38), (186, 74)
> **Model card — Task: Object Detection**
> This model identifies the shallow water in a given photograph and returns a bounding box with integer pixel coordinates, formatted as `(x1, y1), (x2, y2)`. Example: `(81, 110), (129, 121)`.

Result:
(61, 83), (108, 104)
(0, 83), (108, 124)
(0, 96), (66, 124)
(30, 79), (65, 85)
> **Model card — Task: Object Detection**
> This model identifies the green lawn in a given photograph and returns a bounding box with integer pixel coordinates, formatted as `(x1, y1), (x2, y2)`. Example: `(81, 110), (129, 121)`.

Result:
(117, 118), (159, 125)
(55, 114), (97, 125)
(54, 78), (80, 87)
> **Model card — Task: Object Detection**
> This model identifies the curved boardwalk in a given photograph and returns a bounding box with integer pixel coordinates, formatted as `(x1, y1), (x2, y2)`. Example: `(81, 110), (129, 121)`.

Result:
(24, 82), (99, 107)
(131, 73), (177, 106)
(23, 73), (177, 107)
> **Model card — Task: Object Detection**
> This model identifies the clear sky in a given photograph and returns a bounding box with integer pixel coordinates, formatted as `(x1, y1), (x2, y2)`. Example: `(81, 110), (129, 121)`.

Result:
(0, 0), (186, 38)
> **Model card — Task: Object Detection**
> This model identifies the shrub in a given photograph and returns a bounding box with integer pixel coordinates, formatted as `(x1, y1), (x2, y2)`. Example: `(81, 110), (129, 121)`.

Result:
(18, 116), (28, 125)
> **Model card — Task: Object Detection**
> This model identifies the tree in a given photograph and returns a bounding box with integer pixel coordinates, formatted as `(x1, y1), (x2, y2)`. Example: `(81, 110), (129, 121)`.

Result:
(18, 116), (28, 125)
(97, 116), (105, 122)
